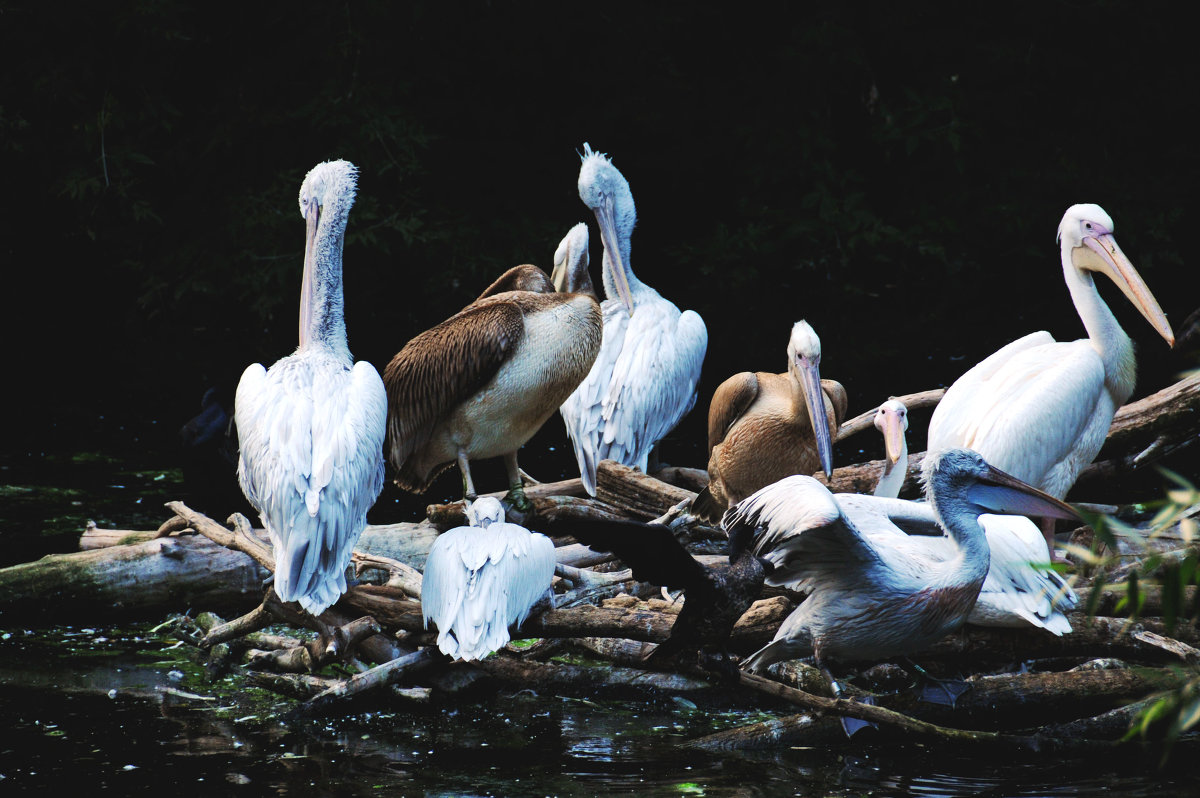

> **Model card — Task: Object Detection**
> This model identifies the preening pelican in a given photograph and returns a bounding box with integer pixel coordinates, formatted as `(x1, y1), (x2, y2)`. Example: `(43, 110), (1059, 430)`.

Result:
(560, 144), (708, 496)
(551, 222), (597, 299)
(548, 514), (770, 676)
(729, 449), (1081, 674)
(691, 321), (847, 522)
(474, 263), (555, 301)
(383, 253), (602, 511)
(420, 497), (556, 661)
(234, 160), (387, 616)
(836, 399), (1078, 635)
(927, 204), (1174, 557)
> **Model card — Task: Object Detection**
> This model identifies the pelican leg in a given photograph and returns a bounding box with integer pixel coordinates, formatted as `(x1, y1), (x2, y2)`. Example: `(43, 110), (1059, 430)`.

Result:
(1041, 518), (1069, 563)
(819, 660), (878, 738)
(903, 657), (970, 707)
(456, 449), (477, 501)
(502, 450), (533, 513)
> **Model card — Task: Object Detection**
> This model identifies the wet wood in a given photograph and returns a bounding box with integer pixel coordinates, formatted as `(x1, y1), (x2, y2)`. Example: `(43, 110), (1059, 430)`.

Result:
(473, 654), (714, 694)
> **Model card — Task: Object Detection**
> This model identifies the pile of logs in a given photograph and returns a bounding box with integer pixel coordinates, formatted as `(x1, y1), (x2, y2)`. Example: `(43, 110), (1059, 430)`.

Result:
(1, 374), (1197, 751)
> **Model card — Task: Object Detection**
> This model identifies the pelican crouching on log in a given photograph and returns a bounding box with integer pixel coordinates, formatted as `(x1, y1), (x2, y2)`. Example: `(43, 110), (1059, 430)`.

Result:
(730, 448), (1082, 675)
(560, 144), (708, 495)
(384, 252), (602, 512)
(927, 203), (1174, 559)
(234, 160), (387, 616)
(836, 399), (1078, 635)
(691, 320), (846, 522)
(421, 497), (556, 661)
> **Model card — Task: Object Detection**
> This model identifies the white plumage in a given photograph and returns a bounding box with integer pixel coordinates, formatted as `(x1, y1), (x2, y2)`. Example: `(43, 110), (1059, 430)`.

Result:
(421, 497), (556, 661)
(927, 203), (1174, 556)
(235, 160), (387, 616)
(560, 144), (708, 495)
(731, 449), (1081, 672)
(844, 399), (1078, 634)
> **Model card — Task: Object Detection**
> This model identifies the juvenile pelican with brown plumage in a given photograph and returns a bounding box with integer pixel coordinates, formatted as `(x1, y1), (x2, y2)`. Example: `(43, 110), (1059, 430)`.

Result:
(692, 320), (847, 522)
(383, 257), (601, 511)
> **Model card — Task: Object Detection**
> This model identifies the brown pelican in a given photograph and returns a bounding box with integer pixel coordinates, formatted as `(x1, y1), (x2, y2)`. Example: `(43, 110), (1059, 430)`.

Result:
(927, 204), (1174, 558)
(545, 514), (770, 677)
(550, 222), (597, 299)
(234, 159), (387, 616)
(691, 320), (847, 522)
(730, 448), (1081, 673)
(836, 399), (1078, 635)
(560, 144), (708, 496)
(383, 249), (602, 511)
(420, 497), (556, 661)
(474, 263), (555, 301)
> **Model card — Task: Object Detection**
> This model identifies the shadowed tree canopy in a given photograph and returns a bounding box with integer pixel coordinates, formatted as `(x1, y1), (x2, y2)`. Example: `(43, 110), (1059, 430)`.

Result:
(3, 2), (1195, 509)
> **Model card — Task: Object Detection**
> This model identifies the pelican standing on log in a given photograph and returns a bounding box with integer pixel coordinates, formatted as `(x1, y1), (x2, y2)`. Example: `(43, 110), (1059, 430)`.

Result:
(234, 160), (387, 616)
(691, 320), (846, 522)
(836, 399), (1078, 635)
(383, 248), (602, 512)
(927, 204), (1174, 558)
(730, 448), (1082, 674)
(421, 497), (556, 661)
(560, 144), (708, 496)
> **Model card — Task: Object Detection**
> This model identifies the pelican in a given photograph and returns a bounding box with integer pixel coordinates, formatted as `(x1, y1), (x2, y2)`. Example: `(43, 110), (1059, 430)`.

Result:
(383, 249), (602, 511)
(729, 448), (1081, 674)
(548, 514), (770, 676)
(420, 497), (556, 661)
(234, 159), (387, 616)
(836, 399), (1078, 634)
(927, 203), (1174, 558)
(474, 263), (555, 300)
(872, 398), (910, 498)
(550, 222), (597, 299)
(691, 321), (847, 522)
(560, 144), (708, 496)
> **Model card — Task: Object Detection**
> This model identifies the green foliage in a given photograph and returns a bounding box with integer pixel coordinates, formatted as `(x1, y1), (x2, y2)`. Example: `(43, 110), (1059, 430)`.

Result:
(1081, 470), (1200, 753)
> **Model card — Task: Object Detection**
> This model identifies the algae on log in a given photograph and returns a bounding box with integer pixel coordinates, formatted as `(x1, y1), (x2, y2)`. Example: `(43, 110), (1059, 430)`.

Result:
(0, 535), (269, 622)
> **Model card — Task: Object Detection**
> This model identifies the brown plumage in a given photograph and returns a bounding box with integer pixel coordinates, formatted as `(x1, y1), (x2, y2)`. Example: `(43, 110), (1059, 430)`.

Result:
(384, 272), (601, 510)
(474, 264), (555, 301)
(693, 321), (847, 523)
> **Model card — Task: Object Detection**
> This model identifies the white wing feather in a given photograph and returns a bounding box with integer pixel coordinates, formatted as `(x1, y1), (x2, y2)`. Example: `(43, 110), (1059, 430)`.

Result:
(561, 292), (707, 495)
(835, 494), (1076, 633)
(421, 522), (556, 661)
(928, 334), (1108, 497)
(235, 353), (386, 615)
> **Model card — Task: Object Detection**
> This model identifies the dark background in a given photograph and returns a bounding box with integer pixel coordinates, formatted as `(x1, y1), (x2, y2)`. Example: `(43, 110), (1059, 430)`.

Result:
(3, 1), (1196, 522)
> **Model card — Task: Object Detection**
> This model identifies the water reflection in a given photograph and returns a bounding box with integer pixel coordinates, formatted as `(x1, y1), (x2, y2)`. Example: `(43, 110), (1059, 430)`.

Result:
(4, 624), (1200, 796)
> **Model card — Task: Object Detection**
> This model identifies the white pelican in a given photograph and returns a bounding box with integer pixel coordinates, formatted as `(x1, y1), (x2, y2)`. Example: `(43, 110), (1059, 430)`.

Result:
(927, 203), (1174, 557)
(836, 399), (1078, 634)
(692, 320), (846, 522)
(550, 222), (597, 299)
(872, 398), (909, 498)
(729, 448), (1081, 673)
(560, 144), (708, 496)
(234, 159), (387, 616)
(420, 497), (556, 661)
(383, 251), (602, 511)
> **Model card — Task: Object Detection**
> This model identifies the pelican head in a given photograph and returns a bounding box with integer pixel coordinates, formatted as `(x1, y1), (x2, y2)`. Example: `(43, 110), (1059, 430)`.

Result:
(466, 496), (506, 529)
(923, 448), (1081, 524)
(786, 320), (835, 478)
(578, 143), (636, 316)
(551, 222), (595, 297)
(873, 399), (909, 466)
(296, 159), (358, 350)
(1057, 203), (1174, 347)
